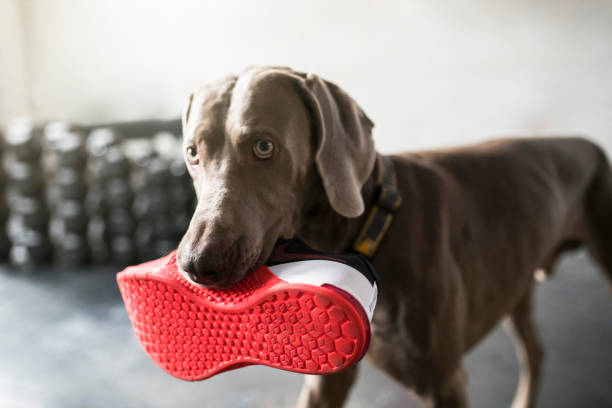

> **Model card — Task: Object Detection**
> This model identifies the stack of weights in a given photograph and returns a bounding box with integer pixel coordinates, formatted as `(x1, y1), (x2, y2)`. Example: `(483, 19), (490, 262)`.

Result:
(85, 127), (118, 264)
(86, 128), (118, 264)
(0, 129), (9, 260)
(87, 128), (137, 266)
(168, 158), (196, 245)
(0, 121), (195, 269)
(131, 132), (195, 261)
(47, 124), (90, 266)
(3, 119), (51, 268)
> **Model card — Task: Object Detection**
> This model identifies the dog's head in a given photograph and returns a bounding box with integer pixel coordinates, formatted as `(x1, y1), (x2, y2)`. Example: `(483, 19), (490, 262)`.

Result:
(177, 66), (376, 288)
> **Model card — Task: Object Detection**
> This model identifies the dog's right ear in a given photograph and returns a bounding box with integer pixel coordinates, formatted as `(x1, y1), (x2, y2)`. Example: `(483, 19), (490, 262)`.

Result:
(182, 92), (194, 130)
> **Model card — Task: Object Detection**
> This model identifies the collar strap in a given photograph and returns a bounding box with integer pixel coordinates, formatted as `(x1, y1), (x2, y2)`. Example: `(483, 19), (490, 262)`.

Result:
(352, 155), (402, 258)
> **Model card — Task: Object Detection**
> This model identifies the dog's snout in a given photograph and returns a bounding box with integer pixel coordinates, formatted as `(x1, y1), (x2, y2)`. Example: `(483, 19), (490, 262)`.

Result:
(178, 253), (219, 285)
(177, 249), (222, 285)
(177, 233), (241, 287)
(189, 268), (220, 286)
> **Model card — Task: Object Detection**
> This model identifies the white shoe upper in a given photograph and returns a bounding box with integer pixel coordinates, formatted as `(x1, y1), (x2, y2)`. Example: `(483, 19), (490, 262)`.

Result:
(268, 260), (378, 321)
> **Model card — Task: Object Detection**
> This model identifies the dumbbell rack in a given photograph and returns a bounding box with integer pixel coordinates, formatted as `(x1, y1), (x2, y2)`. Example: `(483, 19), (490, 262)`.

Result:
(0, 118), (195, 269)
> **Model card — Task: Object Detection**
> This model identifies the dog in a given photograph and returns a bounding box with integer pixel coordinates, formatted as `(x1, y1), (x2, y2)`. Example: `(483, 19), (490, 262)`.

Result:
(176, 66), (612, 407)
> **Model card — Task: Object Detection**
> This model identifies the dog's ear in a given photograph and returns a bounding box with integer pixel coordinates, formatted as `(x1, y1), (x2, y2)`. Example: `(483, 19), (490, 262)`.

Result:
(301, 73), (376, 218)
(182, 92), (195, 130)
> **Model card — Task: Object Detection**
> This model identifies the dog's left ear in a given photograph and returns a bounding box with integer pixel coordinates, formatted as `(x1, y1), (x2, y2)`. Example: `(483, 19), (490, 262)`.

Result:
(301, 73), (376, 218)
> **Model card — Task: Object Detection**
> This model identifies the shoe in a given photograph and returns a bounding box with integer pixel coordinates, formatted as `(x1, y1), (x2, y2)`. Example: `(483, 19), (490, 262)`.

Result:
(116, 239), (378, 381)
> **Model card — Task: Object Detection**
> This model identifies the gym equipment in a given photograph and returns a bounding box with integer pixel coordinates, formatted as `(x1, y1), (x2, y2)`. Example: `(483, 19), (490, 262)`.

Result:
(54, 232), (90, 266)
(0, 118), (190, 268)
(53, 200), (88, 233)
(106, 208), (136, 237)
(9, 229), (52, 266)
(85, 185), (106, 216)
(99, 147), (130, 181)
(5, 162), (44, 197)
(4, 118), (41, 162)
(87, 127), (120, 158)
(110, 236), (136, 266)
(53, 132), (87, 168)
(105, 179), (133, 209)
(54, 167), (87, 201)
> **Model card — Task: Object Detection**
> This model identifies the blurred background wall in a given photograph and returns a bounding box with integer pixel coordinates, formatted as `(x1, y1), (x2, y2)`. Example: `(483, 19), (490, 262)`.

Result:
(0, 0), (29, 120)
(1, 0), (611, 153)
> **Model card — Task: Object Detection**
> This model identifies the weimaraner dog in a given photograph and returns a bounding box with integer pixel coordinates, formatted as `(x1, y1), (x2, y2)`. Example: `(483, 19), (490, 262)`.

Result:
(176, 66), (612, 407)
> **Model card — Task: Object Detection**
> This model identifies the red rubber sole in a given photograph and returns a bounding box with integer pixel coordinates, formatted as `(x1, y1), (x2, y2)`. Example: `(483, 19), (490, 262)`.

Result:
(116, 252), (370, 381)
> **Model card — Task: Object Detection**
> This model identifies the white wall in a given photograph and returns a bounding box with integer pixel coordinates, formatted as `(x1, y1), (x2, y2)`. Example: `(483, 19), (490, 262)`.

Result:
(4, 0), (612, 153)
(0, 0), (29, 122)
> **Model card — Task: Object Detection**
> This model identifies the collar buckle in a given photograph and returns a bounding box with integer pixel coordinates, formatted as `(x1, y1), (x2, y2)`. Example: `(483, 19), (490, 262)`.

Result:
(352, 156), (402, 258)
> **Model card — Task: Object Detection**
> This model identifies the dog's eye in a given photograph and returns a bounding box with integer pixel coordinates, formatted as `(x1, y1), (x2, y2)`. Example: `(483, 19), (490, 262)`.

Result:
(252, 139), (275, 160)
(186, 146), (199, 165)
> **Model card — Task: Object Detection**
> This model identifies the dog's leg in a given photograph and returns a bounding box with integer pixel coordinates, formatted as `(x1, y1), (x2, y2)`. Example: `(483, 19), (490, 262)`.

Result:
(585, 155), (612, 284)
(430, 366), (468, 408)
(503, 289), (544, 408)
(408, 366), (467, 408)
(367, 320), (467, 407)
(295, 364), (359, 408)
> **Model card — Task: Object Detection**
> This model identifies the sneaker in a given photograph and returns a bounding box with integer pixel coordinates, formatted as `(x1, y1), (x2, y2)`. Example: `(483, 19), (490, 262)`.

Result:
(116, 239), (378, 381)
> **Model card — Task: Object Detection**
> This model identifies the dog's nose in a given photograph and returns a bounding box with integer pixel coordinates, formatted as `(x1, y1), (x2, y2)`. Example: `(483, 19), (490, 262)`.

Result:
(177, 251), (222, 285)
(177, 235), (237, 286)
(184, 265), (219, 285)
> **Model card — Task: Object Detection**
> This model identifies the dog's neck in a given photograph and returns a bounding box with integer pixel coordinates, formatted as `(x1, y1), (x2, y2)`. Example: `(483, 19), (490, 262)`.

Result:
(296, 153), (383, 254)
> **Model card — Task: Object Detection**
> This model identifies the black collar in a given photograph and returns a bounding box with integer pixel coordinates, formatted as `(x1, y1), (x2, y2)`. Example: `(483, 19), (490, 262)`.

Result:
(352, 155), (402, 258)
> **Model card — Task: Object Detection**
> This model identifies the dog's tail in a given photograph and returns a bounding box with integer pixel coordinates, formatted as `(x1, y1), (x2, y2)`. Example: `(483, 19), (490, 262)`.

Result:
(585, 143), (612, 286)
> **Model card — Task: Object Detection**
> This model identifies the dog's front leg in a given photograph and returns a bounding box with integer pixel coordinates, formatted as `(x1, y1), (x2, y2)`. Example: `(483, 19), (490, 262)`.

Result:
(296, 364), (360, 408)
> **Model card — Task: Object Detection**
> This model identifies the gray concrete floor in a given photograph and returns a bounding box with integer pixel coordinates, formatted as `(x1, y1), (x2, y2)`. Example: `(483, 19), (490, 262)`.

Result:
(0, 250), (610, 408)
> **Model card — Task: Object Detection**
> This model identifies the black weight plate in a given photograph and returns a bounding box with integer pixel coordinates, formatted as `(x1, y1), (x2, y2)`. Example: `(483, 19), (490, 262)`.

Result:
(88, 242), (109, 264)
(54, 132), (87, 168)
(132, 191), (171, 218)
(105, 179), (133, 208)
(169, 159), (189, 179)
(53, 200), (88, 233)
(99, 147), (130, 180)
(87, 215), (108, 244)
(169, 184), (196, 210)
(87, 128), (120, 158)
(0, 226), (9, 259)
(5, 162), (44, 196)
(9, 229), (52, 265)
(4, 119), (41, 161)
(172, 212), (191, 236)
(6, 212), (47, 232)
(151, 217), (179, 240)
(107, 208), (135, 237)
(109, 236), (136, 266)
(54, 167), (87, 200)
(153, 239), (177, 258)
(55, 232), (90, 266)
(85, 185), (106, 215)
(145, 157), (170, 187)
(7, 195), (48, 219)
(43, 121), (71, 150)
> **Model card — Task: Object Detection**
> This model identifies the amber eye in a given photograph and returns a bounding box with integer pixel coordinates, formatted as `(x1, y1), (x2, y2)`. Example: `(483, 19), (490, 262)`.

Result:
(186, 145), (198, 165)
(252, 139), (275, 160)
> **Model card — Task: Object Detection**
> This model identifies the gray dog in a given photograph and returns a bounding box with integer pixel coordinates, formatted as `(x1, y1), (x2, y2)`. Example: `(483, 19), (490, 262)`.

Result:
(176, 66), (611, 407)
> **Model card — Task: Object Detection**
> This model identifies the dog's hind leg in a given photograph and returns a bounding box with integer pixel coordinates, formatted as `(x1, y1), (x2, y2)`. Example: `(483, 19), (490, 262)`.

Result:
(503, 288), (544, 408)
(585, 150), (612, 285)
(295, 364), (359, 408)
